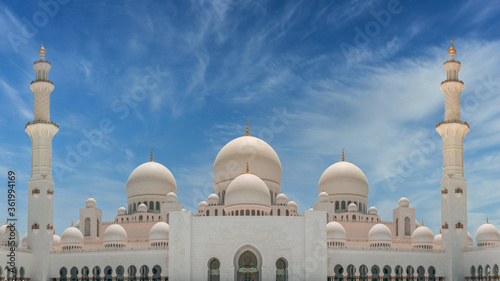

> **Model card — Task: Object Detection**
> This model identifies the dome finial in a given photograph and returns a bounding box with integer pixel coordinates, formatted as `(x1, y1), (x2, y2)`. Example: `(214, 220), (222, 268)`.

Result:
(245, 119), (249, 136)
(342, 148), (345, 161)
(422, 220), (424, 226)
(71, 221), (73, 227)
(487, 217), (489, 224)
(150, 148), (153, 162)
(448, 37), (456, 55)
(246, 162), (249, 173)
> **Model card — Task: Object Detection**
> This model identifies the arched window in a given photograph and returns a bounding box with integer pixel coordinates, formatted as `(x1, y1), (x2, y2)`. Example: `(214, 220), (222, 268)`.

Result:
(334, 265), (344, 281)
(139, 215), (143, 222)
(359, 265), (368, 281)
(395, 266), (403, 281)
(486, 265), (492, 281)
(81, 267), (90, 281)
(207, 210), (210, 216)
(396, 218), (399, 236)
(152, 265), (161, 281)
(352, 215), (356, 221)
(406, 266), (414, 279)
(257, 210), (260, 216)
(428, 266), (436, 281)
(104, 266), (113, 281)
(215, 209), (218, 216)
(116, 266), (125, 281)
(335, 201), (339, 210)
(96, 219), (100, 237)
(417, 266), (425, 281)
(209, 258), (220, 281)
(246, 210), (250, 216)
(252, 210), (255, 216)
(347, 265), (356, 281)
(341, 201), (346, 210)
(383, 266), (391, 281)
(70, 267), (79, 281)
(404, 217), (410, 236)
(156, 201), (160, 210)
(140, 265), (149, 281)
(149, 201), (154, 210)
(371, 265), (380, 281)
(236, 210), (239, 216)
(237, 251), (258, 280)
(128, 266), (137, 281)
(133, 203), (137, 211)
(479, 266), (484, 280)
(60, 267), (68, 281)
(276, 258), (287, 281)
(278, 209), (281, 216)
(84, 217), (91, 236)
(286, 210), (289, 216)
(222, 190), (226, 204)
(92, 267), (101, 281)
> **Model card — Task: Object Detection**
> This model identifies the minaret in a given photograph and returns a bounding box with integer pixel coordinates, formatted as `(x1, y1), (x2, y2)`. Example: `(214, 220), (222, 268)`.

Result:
(436, 39), (469, 280)
(25, 43), (59, 281)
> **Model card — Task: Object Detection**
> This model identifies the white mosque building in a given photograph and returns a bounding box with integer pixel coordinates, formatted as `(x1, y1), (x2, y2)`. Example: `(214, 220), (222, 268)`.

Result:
(0, 40), (499, 281)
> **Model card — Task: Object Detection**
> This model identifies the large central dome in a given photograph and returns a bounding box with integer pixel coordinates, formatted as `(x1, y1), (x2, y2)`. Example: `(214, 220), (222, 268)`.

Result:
(318, 161), (369, 199)
(213, 135), (282, 200)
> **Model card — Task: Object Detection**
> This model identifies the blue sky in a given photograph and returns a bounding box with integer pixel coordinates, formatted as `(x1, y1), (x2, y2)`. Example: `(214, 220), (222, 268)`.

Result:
(1, 0), (500, 242)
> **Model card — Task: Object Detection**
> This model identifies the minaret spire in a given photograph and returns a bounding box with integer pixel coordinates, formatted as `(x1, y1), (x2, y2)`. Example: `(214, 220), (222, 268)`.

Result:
(245, 119), (249, 136)
(150, 148), (153, 162)
(25, 44), (58, 281)
(342, 148), (345, 161)
(436, 38), (469, 280)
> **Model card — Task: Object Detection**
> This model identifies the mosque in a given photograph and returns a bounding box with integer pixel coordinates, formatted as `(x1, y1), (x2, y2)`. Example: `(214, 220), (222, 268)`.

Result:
(0, 40), (499, 281)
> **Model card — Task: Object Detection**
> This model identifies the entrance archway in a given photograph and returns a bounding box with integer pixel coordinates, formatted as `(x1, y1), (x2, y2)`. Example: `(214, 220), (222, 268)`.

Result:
(237, 250), (259, 281)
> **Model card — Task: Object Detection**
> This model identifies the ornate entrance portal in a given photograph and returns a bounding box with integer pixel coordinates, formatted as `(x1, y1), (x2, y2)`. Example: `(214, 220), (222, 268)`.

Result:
(237, 251), (259, 281)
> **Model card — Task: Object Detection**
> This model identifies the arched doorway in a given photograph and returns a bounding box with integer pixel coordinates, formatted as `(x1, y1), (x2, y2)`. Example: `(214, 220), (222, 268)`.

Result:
(237, 250), (259, 281)
(276, 258), (287, 281)
(209, 258), (220, 281)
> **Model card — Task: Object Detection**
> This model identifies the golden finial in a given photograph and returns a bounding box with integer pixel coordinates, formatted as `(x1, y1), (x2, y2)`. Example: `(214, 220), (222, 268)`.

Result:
(439, 229), (442, 234)
(342, 148), (345, 161)
(448, 37), (456, 55)
(5, 219), (8, 225)
(246, 162), (249, 173)
(422, 220), (424, 226)
(332, 216), (335, 222)
(71, 221), (73, 227)
(160, 216), (163, 222)
(245, 119), (249, 136)
(487, 217), (489, 224)
(150, 148), (153, 162)
(38, 41), (46, 54)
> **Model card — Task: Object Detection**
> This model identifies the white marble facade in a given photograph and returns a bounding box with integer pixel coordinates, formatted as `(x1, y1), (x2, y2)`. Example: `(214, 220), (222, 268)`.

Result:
(1, 42), (500, 281)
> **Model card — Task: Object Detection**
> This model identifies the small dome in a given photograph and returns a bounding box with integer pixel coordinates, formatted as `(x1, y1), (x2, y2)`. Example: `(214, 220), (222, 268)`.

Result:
(318, 191), (329, 203)
(86, 197), (96, 208)
(327, 221), (346, 241)
(61, 226), (84, 246)
(318, 161), (369, 198)
(149, 221), (169, 243)
(117, 206), (126, 216)
(412, 225), (434, 245)
(126, 161), (177, 202)
(166, 191), (178, 203)
(468, 232), (473, 247)
(368, 205), (378, 215)
(368, 224), (392, 243)
(398, 196), (409, 208)
(476, 221), (500, 246)
(207, 193), (219, 205)
(53, 233), (61, 247)
(434, 232), (442, 245)
(0, 223), (19, 247)
(22, 233), (28, 248)
(103, 224), (128, 245)
(276, 193), (289, 205)
(288, 200), (298, 211)
(348, 203), (357, 212)
(225, 173), (271, 208)
(198, 200), (208, 211)
(137, 203), (147, 213)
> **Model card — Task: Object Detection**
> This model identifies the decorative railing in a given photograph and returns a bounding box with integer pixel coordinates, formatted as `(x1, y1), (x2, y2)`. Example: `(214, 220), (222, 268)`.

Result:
(442, 223), (449, 229)
(456, 222), (464, 229)
(25, 120), (59, 128)
(328, 244), (444, 253)
(32, 189), (40, 194)
(32, 223), (40, 230)
(436, 120), (469, 128)
(441, 189), (448, 194)
(444, 60), (461, 65)
(30, 79), (54, 85)
(440, 79), (464, 85)
(34, 60), (51, 65)
(46, 224), (53, 230)
(455, 188), (463, 194)
(51, 244), (168, 253)
(47, 190), (54, 195)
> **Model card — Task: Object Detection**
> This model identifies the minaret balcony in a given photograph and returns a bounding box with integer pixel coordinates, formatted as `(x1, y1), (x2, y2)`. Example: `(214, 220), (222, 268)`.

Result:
(34, 60), (51, 65)
(32, 223), (40, 230)
(436, 120), (469, 128)
(440, 79), (463, 85)
(455, 222), (464, 229)
(30, 79), (53, 85)
(442, 223), (449, 229)
(25, 120), (59, 128)
(32, 188), (40, 194)
(444, 60), (461, 65)
(441, 189), (448, 194)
